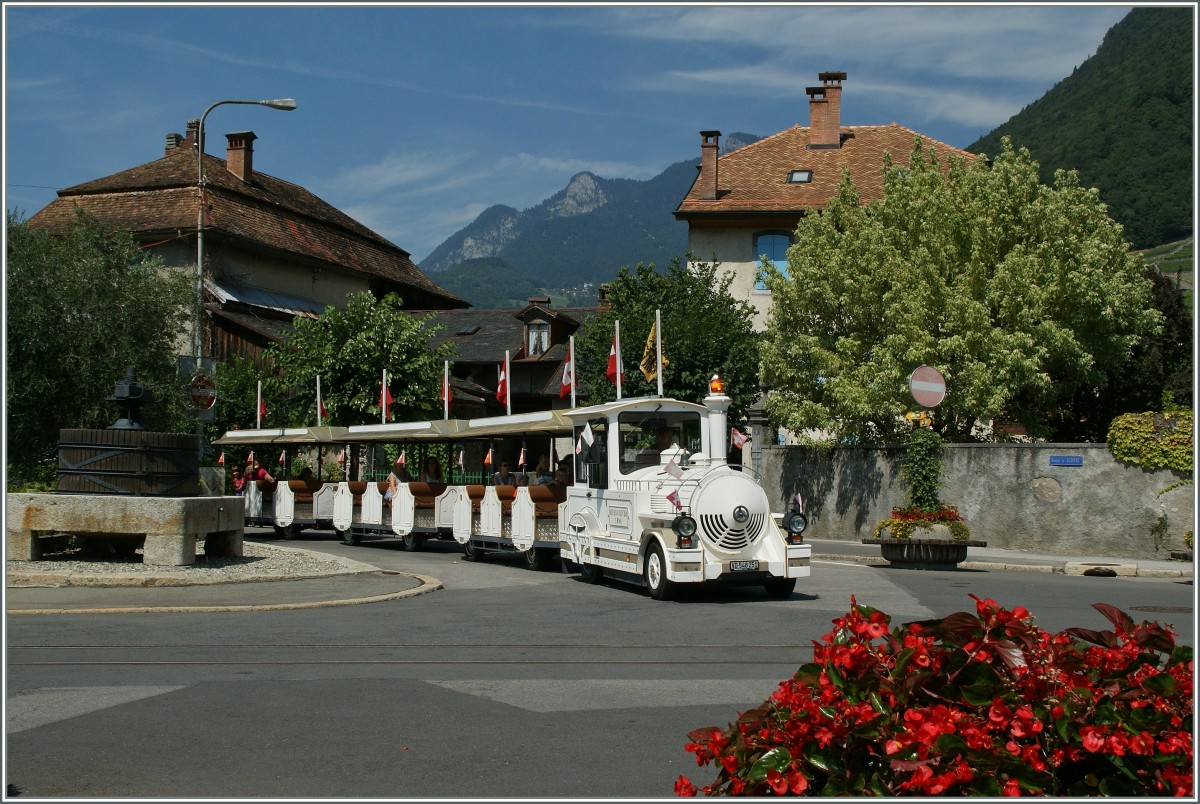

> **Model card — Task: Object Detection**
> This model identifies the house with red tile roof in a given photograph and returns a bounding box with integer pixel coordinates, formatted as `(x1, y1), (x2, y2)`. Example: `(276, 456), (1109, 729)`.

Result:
(28, 120), (466, 364)
(674, 72), (974, 330)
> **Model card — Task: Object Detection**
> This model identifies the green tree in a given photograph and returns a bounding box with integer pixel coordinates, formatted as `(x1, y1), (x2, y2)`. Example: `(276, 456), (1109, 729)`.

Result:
(574, 256), (760, 421)
(257, 291), (454, 428)
(6, 210), (193, 484)
(760, 138), (1160, 444)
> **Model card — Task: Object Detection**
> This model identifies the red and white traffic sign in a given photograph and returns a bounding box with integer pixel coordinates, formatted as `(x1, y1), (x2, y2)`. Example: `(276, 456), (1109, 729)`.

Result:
(189, 373), (217, 410)
(908, 365), (946, 408)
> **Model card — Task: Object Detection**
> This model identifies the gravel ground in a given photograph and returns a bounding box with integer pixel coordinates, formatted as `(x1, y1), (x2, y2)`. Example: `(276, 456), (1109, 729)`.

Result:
(6, 539), (373, 587)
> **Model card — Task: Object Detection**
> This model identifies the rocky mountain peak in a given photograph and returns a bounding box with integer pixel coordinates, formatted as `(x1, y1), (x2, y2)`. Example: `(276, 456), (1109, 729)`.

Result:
(545, 172), (607, 218)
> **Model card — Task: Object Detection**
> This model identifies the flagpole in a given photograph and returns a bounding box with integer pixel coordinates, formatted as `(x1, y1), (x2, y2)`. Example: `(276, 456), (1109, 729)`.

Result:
(505, 350), (512, 416)
(316, 374), (323, 426)
(381, 369), (387, 424)
(443, 361), (450, 420)
(615, 319), (622, 401)
(569, 335), (576, 408)
(655, 308), (664, 398)
(256, 381), (262, 428)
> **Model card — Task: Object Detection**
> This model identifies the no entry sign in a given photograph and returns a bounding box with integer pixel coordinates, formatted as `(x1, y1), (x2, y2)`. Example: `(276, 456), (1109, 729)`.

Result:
(908, 365), (946, 408)
(189, 373), (217, 410)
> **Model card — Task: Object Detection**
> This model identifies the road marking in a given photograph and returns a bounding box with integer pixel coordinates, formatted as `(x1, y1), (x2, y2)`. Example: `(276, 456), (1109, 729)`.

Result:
(7, 686), (183, 733)
(428, 678), (786, 712)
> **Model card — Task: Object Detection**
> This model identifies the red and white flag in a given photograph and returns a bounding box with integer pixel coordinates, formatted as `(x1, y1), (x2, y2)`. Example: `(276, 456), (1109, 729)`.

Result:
(606, 334), (623, 386)
(247, 451), (255, 463)
(496, 365), (508, 405)
(440, 362), (453, 416)
(483, 448), (493, 466)
(664, 459), (683, 480)
(257, 381), (267, 426)
(666, 490), (682, 511)
(380, 373), (394, 422)
(457, 449), (465, 469)
(731, 427), (748, 448)
(559, 341), (574, 399)
(217, 452), (225, 466)
(278, 450), (287, 466)
(336, 448), (346, 465)
(397, 449), (406, 466)
(575, 422), (594, 455)
(517, 447), (526, 468)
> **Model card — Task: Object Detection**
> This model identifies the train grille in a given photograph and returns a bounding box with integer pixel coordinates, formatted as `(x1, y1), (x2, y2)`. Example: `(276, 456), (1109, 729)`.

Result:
(699, 513), (765, 551)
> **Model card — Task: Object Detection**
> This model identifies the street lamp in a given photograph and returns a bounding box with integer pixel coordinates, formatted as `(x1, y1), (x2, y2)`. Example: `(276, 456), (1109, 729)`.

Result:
(194, 97), (297, 362)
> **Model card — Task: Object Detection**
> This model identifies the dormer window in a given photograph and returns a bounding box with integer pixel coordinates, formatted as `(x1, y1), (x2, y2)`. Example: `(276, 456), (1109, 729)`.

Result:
(527, 321), (549, 355)
(787, 170), (813, 183)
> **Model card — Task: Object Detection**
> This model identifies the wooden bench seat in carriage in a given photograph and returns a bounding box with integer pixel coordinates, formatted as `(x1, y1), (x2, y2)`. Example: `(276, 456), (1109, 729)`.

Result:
(511, 483), (568, 550)
(244, 478), (277, 525)
(453, 484), (517, 541)
(275, 478), (336, 528)
(333, 480), (383, 532)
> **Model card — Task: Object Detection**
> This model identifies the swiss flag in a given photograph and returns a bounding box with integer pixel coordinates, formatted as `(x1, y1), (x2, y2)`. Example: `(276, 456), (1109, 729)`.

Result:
(731, 428), (748, 448)
(440, 373), (453, 409)
(559, 342), (574, 399)
(496, 365), (508, 405)
(258, 397), (267, 421)
(381, 380), (394, 421)
(319, 395), (329, 423)
(606, 335), (623, 385)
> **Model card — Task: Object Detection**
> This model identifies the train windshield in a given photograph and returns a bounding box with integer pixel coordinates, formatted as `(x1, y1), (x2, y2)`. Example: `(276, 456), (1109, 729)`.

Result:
(617, 411), (703, 475)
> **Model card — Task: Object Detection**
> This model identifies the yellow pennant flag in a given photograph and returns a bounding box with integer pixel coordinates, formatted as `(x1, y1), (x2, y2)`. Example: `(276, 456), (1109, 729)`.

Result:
(639, 320), (668, 381)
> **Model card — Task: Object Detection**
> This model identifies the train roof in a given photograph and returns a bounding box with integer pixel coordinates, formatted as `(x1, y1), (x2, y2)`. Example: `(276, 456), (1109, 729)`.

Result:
(212, 425), (349, 446)
(562, 395), (708, 422)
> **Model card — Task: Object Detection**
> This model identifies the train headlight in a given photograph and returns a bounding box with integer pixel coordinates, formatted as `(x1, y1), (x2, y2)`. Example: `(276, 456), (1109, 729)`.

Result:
(708, 374), (726, 394)
(672, 514), (698, 548)
(784, 511), (807, 542)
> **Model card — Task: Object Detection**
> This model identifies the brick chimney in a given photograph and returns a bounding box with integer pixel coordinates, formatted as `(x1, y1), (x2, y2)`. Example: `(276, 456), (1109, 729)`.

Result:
(698, 130), (721, 199)
(165, 132), (184, 155)
(807, 71), (846, 148)
(225, 131), (257, 182)
(185, 119), (199, 149)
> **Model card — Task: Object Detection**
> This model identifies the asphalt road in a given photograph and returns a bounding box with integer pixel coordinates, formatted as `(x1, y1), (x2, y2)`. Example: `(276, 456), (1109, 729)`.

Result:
(6, 532), (1194, 799)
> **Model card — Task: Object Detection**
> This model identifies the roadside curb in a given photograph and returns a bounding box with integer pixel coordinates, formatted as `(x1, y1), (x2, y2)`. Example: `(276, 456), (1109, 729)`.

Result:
(5, 572), (443, 616)
(813, 553), (1192, 579)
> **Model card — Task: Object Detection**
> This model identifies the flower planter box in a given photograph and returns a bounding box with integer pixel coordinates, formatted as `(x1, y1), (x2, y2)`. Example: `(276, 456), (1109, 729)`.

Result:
(861, 536), (988, 569)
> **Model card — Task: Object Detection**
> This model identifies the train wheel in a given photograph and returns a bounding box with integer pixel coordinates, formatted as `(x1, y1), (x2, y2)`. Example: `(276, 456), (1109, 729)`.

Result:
(644, 542), (674, 601)
(763, 578), (796, 600)
(340, 529), (361, 546)
(523, 547), (548, 571)
(462, 540), (479, 561)
(579, 560), (603, 584)
(402, 532), (422, 552)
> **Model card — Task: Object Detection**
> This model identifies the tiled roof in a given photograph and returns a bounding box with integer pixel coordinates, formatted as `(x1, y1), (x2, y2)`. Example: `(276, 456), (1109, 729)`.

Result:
(675, 124), (975, 219)
(28, 148), (467, 309)
(413, 306), (598, 364)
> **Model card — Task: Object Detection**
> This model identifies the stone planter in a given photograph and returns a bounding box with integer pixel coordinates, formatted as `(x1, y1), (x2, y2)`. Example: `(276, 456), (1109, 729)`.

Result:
(862, 525), (987, 569)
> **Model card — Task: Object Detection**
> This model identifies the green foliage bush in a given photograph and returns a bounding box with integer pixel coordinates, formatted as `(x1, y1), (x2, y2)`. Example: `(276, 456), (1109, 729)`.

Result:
(1106, 410), (1193, 473)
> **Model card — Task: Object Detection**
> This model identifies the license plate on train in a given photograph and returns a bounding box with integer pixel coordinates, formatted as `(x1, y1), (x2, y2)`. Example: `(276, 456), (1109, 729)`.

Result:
(729, 560), (759, 571)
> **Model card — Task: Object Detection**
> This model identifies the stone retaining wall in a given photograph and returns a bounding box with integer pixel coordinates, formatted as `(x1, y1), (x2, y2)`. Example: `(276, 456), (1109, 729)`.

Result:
(760, 443), (1193, 560)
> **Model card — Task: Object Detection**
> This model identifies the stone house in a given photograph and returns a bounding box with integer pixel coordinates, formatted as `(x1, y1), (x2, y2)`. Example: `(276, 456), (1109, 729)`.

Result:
(674, 71), (975, 330)
(27, 119), (467, 365)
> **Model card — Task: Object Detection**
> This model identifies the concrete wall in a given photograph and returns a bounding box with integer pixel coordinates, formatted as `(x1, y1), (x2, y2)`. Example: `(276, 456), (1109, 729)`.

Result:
(760, 443), (1193, 560)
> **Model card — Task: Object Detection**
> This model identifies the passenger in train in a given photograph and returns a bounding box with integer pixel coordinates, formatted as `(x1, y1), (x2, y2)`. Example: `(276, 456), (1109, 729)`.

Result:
(532, 454), (554, 485)
(422, 456), (444, 483)
(493, 461), (517, 486)
(384, 458), (406, 505)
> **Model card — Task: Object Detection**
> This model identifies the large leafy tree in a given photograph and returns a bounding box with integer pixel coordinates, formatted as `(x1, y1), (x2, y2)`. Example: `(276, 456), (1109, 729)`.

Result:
(254, 291), (454, 429)
(760, 138), (1161, 444)
(6, 210), (193, 483)
(574, 256), (760, 422)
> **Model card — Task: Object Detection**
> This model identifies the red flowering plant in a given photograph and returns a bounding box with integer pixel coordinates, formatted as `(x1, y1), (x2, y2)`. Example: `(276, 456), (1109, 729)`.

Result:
(676, 596), (1193, 797)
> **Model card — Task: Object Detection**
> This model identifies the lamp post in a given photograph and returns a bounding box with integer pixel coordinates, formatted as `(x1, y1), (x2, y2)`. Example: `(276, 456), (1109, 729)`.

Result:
(194, 97), (296, 362)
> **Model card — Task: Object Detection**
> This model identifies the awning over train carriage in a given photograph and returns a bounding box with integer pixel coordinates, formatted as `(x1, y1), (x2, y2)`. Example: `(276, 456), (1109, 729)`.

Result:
(212, 426), (350, 446)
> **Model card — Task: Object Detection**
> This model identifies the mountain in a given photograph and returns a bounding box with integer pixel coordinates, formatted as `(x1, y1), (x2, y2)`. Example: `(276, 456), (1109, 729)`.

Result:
(420, 133), (763, 303)
(968, 7), (1193, 249)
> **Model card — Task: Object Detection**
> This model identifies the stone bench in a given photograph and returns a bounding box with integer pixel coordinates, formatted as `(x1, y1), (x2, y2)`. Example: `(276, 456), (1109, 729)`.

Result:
(6, 493), (244, 567)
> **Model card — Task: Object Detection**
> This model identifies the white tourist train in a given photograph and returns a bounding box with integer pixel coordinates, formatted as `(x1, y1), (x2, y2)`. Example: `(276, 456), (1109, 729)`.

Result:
(215, 376), (811, 600)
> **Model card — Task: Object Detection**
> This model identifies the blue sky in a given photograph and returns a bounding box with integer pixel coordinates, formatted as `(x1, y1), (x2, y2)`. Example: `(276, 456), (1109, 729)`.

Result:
(4, 3), (1133, 265)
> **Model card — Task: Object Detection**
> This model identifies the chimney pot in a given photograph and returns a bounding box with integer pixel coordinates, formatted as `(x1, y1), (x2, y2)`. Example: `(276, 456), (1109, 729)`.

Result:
(165, 132), (183, 155)
(699, 130), (721, 200)
(225, 130), (258, 183)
